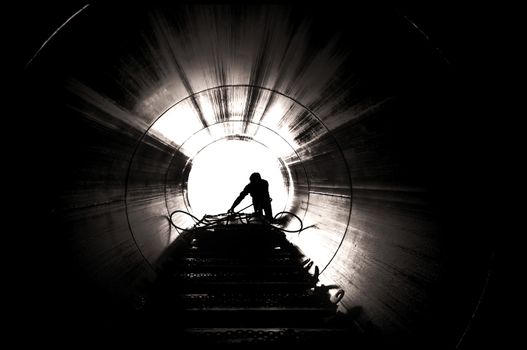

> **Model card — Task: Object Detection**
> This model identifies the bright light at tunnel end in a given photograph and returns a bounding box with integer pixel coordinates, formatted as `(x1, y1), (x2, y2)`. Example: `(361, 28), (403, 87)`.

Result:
(186, 139), (293, 219)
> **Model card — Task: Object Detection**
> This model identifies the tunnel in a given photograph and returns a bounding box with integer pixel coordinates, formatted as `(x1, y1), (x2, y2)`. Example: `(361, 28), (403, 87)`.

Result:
(18, 2), (496, 348)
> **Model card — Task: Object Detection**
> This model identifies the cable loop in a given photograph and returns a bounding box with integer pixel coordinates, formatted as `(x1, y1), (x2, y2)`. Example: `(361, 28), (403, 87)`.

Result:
(169, 209), (312, 235)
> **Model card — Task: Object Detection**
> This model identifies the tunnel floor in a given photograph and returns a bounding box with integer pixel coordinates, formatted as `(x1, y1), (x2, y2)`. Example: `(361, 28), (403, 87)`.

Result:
(128, 219), (365, 345)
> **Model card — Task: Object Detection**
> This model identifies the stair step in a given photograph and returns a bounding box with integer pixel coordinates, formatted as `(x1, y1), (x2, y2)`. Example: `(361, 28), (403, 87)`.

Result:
(179, 309), (338, 327)
(182, 327), (349, 344)
(177, 250), (300, 258)
(175, 292), (334, 308)
(172, 271), (314, 281)
(164, 281), (317, 293)
(167, 261), (305, 270)
(176, 256), (298, 264)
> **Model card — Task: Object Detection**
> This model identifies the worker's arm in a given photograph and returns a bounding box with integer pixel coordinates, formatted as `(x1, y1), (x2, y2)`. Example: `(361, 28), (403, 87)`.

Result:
(229, 187), (249, 212)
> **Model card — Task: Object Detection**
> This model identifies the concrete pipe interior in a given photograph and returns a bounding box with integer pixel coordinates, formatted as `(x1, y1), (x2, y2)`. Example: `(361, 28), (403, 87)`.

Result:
(20, 2), (494, 348)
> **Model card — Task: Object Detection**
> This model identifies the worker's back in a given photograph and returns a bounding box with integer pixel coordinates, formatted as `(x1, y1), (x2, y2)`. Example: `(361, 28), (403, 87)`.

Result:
(244, 178), (270, 201)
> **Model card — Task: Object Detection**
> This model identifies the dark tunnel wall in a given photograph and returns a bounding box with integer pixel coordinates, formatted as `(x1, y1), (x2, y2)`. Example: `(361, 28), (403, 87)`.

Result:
(18, 2), (495, 348)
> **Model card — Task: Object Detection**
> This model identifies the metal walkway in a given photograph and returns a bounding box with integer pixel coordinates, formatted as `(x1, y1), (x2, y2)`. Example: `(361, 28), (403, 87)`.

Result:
(134, 221), (360, 345)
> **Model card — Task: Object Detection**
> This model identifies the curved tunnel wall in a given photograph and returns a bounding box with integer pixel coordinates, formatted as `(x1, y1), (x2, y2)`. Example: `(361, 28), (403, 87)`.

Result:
(23, 3), (492, 347)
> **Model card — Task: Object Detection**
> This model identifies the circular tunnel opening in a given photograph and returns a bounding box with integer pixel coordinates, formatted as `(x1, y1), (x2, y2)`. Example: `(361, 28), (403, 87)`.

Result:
(126, 85), (352, 274)
(184, 138), (292, 218)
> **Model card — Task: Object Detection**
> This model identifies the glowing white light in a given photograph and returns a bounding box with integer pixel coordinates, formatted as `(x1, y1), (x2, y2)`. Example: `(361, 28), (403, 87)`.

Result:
(186, 139), (291, 219)
(260, 102), (287, 127)
(150, 100), (204, 153)
(194, 93), (217, 125)
(253, 126), (297, 158)
(259, 102), (300, 151)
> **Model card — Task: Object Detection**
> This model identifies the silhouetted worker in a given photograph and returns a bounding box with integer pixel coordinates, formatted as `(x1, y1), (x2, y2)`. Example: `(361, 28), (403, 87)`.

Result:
(228, 172), (273, 220)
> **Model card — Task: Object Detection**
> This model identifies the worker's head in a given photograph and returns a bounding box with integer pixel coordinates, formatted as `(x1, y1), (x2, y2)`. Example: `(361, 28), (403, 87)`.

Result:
(249, 172), (261, 183)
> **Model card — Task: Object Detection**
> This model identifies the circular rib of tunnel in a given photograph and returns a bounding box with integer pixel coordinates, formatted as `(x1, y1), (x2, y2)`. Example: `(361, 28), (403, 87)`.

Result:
(21, 2), (494, 348)
(126, 85), (352, 274)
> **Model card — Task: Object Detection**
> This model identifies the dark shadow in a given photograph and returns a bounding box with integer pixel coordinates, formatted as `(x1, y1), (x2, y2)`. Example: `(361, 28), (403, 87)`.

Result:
(117, 220), (370, 346)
